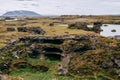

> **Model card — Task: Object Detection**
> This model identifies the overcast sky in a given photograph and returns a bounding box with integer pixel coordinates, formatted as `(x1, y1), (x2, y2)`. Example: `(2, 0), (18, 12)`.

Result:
(0, 0), (120, 15)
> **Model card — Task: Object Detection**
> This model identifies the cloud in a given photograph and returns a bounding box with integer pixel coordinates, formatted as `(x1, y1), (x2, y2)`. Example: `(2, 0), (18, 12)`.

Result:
(15, 0), (36, 1)
(31, 3), (39, 7)
(14, 0), (39, 9)
(102, 0), (120, 2)
(0, 0), (120, 15)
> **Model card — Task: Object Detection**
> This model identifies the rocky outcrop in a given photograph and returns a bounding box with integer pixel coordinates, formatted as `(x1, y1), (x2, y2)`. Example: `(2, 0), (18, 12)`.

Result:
(0, 39), (18, 53)
(57, 54), (71, 76)
(17, 27), (45, 34)
(92, 22), (103, 33)
(19, 35), (88, 42)
(68, 22), (89, 31)
(0, 35), (89, 75)
(32, 65), (49, 72)
(7, 28), (16, 31)
(68, 22), (103, 33)
(0, 34), (120, 79)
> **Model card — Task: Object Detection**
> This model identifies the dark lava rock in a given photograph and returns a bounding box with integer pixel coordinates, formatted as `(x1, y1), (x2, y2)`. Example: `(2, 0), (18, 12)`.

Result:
(68, 22), (89, 31)
(111, 29), (116, 32)
(92, 22), (103, 33)
(0, 63), (10, 74)
(28, 27), (45, 34)
(0, 34), (120, 79)
(93, 22), (102, 26)
(49, 23), (54, 26)
(13, 62), (31, 69)
(17, 27), (27, 32)
(7, 27), (16, 31)
(17, 27), (45, 34)
(32, 65), (49, 72)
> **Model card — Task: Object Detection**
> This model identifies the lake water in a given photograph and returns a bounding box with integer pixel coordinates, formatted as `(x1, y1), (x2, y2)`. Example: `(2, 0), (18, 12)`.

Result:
(58, 24), (120, 37)
(100, 24), (120, 37)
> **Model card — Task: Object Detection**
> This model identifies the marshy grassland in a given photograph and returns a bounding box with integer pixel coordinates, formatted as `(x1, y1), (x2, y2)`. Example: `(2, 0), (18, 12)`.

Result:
(0, 16), (120, 80)
(0, 17), (93, 48)
(1, 15), (120, 46)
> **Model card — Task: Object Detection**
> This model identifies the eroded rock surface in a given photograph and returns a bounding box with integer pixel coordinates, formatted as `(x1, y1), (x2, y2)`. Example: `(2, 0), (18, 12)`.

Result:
(17, 27), (45, 34)
(68, 22), (89, 31)
(0, 34), (120, 79)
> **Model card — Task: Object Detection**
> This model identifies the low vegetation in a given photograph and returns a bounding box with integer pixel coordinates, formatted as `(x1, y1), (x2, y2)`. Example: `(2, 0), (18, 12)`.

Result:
(0, 16), (120, 80)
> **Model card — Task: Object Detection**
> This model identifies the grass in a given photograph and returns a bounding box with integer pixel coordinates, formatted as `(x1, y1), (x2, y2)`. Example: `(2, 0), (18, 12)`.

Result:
(43, 25), (92, 36)
(10, 58), (114, 80)
(0, 17), (119, 80)
(10, 68), (113, 80)
(10, 69), (82, 80)
(10, 58), (82, 80)
(0, 31), (29, 48)
(27, 58), (60, 67)
(0, 18), (94, 48)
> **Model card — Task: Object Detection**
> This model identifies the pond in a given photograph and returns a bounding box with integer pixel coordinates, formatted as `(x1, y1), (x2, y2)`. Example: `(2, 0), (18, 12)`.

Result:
(100, 24), (120, 37)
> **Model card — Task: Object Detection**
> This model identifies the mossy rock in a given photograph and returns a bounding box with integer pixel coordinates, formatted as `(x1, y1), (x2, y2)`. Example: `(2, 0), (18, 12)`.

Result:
(32, 65), (49, 72)
(0, 63), (10, 74)
(111, 29), (116, 32)
(13, 62), (32, 69)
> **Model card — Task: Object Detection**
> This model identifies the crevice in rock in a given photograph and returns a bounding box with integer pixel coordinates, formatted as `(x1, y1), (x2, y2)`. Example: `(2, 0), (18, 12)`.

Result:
(42, 39), (64, 44)
(45, 54), (61, 61)
(43, 47), (63, 53)
(29, 50), (40, 58)
(32, 65), (49, 72)
(13, 62), (31, 69)
(74, 46), (92, 53)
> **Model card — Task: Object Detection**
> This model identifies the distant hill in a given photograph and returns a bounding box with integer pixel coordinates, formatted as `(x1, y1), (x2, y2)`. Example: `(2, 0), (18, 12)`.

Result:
(2, 10), (41, 17)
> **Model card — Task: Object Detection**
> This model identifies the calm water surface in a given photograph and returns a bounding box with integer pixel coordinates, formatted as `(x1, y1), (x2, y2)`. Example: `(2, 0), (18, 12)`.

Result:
(100, 24), (120, 37)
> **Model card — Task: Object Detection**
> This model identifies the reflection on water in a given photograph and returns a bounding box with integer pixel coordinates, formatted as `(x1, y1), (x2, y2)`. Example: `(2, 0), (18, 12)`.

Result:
(100, 24), (120, 37)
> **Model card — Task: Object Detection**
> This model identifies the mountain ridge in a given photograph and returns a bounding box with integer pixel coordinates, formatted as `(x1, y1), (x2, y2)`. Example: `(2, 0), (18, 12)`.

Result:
(2, 10), (41, 17)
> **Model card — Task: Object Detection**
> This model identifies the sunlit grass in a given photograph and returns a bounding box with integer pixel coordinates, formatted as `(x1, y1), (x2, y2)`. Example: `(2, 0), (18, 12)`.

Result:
(10, 58), (81, 80)
(10, 69), (81, 80)
(0, 19), (94, 48)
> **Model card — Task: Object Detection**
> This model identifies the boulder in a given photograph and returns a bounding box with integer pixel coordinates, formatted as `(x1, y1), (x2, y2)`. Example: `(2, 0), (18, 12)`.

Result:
(17, 27), (45, 34)
(7, 28), (16, 31)
(17, 27), (27, 32)
(92, 22), (102, 33)
(68, 22), (89, 31)
(28, 27), (45, 34)
(13, 62), (31, 69)
(0, 63), (10, 74)
(49, 23), (54, 26)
